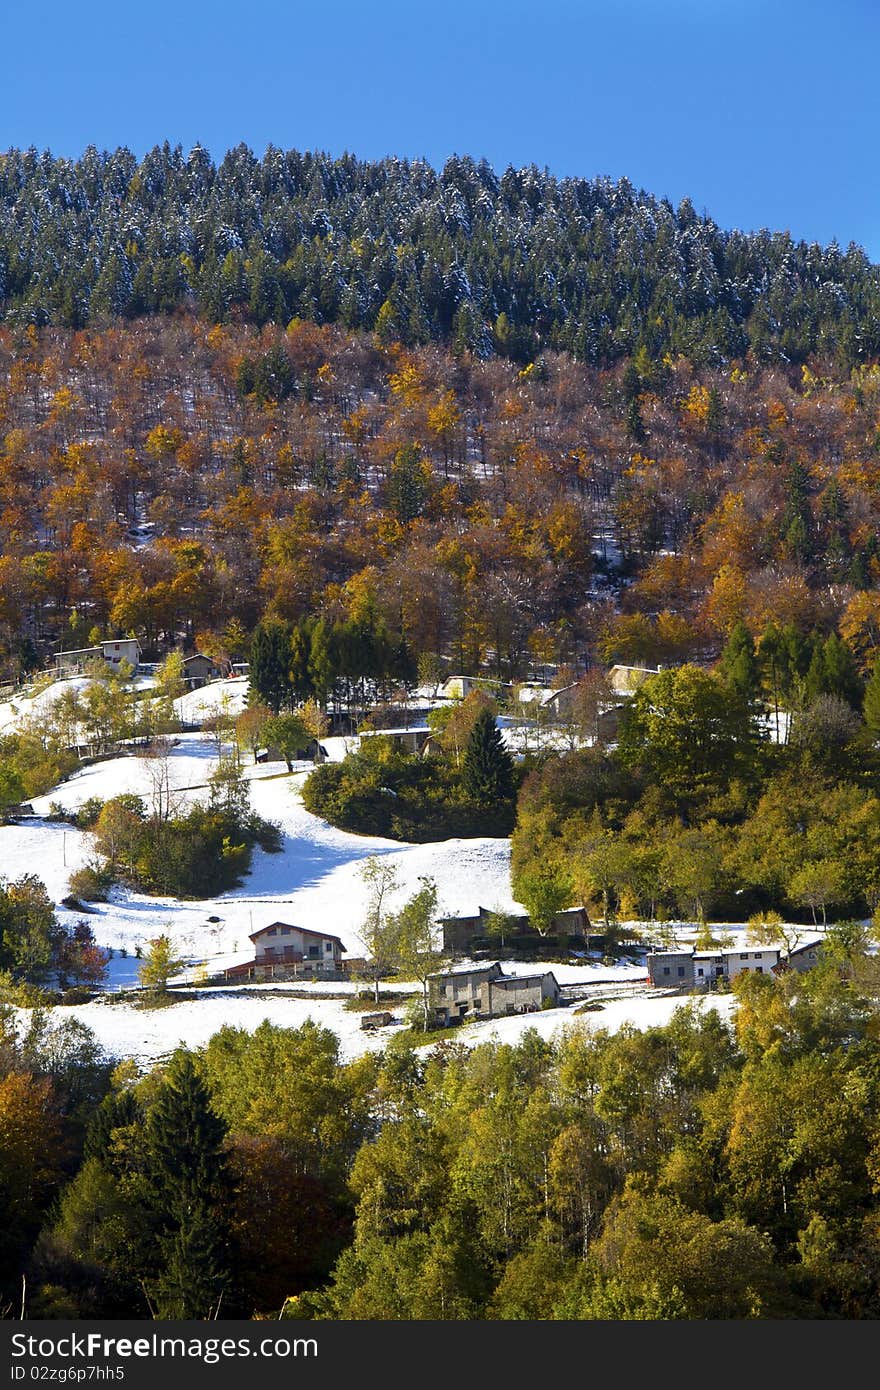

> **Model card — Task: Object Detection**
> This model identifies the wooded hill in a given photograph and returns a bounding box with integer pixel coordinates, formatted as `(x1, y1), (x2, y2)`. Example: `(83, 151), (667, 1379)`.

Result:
(2, 145), (880, 366)
(2, 316), (880, 691)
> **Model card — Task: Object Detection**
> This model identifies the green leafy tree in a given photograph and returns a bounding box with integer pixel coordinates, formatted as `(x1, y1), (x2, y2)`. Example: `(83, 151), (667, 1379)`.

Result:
(747, 909), (808, 958)
(138, 933), (186, 994)
(483, 909), (520, 949)
(392, 878), (445, 1030)
(264, 712), (311, 771)
(358, 857), (403, 1003)
(617, 664), (759, 806)
(787, 859), (845, 928)
(514, 863), (575, 936)
(0, 763), (25, 819)
(0, 874), (60, 985)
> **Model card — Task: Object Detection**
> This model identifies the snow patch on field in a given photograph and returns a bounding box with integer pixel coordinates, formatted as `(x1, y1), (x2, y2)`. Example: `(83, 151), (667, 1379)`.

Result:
(173, 677), (248, 726)
(15, 988), (734, 1070)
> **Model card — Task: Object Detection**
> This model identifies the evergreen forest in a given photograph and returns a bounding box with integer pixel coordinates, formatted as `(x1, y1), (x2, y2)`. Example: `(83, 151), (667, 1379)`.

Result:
(2, 144), (880, 367)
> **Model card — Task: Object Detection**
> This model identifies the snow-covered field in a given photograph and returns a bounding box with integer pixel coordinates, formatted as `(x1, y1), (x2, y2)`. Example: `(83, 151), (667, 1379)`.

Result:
(173, 676), (249, 726)
(23, 986), (733, 1069)
(0, 671), (161, 735)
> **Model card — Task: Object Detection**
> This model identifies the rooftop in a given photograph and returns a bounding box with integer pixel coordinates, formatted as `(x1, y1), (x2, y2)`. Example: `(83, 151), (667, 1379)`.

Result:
(428, 962), (504, 982)
(251, 921), (346, 949)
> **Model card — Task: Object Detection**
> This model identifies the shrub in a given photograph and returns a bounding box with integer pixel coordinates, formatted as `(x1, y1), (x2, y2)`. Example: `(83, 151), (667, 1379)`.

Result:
(0, 970), (52, 1006)
(60, 986), (94, 1005)
(72, 797), (105, 829)
(248, 814), (283, 853)
(302, 748), (514, 842)
(68, 864), (113, 902)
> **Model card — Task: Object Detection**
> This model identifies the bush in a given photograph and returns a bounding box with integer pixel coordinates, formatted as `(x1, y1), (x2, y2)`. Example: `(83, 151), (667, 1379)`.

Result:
(60, 986), (95, 1005)
(0, 970), (52, 1006)
(248, 814), (283, 853)
(302, 749), (514, 842)
(68, 864), (113, 902)
(72, 797), (105, 829)
(92, 802), (280, 899)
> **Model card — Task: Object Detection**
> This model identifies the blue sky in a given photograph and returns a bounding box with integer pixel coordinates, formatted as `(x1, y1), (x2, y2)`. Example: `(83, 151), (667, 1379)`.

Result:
(3, 0), (878, 256)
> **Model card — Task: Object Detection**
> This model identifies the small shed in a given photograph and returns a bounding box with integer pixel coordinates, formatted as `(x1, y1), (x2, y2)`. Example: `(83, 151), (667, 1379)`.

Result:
(182, 653), (224, 688)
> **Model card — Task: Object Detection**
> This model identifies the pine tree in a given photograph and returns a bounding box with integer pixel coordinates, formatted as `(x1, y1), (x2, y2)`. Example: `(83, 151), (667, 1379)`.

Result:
(624, 397), (647, 445)
(720, 621), (760, 703)
(462, 709), (514, 804)
(143, 1051), (232, 1318)
(822, 633), (863, 709)
(805, 633), (863, 710)
(289, 621), (314, 702)
(308, 618), (335, 707)
(249, 620), (291, 713)
(864, 658), (880, 737)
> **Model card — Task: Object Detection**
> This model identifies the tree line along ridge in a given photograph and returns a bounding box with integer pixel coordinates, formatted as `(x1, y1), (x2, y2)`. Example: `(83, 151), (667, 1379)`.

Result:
(2, 144), (880, 367)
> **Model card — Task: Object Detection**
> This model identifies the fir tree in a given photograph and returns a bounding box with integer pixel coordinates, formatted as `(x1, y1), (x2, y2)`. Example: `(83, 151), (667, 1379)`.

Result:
(143, 1051), (232, 1319)
(289, 621), (314, 703)
(308, 618), (335, 707)
(462, 709), (515, 804)
(864, 658), (880, 737)
(720, 621), (760, 703)
(805, 633), (863, 710)
(249, 620), (291, 713)
(138, 934), (186, 994)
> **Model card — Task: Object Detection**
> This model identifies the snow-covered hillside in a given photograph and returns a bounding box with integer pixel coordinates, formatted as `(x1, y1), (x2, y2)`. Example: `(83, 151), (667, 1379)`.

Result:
(17, 987), (732, 1070)
(6, 733), (520, 972)
(0, 725), (740, 1067)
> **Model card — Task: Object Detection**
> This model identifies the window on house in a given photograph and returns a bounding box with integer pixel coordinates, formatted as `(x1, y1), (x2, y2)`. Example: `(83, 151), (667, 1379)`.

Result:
(755, 967), (763, 974)
(662, 967), (670, 976)
(266, 928), (277, 937)
(697, 968), (704, 977)
(308, 946), (320, 958)
(324, 941), (333, 952)
(740, 953), (749, 960)
(677, 966), (685, 977)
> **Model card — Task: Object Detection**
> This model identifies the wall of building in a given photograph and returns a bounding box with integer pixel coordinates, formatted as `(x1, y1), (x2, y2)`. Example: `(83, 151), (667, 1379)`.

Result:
(648, 953), (694, 988)
(254, 925), (340, 967)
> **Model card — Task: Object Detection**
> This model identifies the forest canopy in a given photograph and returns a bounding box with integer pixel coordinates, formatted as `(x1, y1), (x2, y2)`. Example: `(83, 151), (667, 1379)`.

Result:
(2, 144), (880, 367)
(3, 315), (880, 691)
